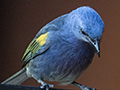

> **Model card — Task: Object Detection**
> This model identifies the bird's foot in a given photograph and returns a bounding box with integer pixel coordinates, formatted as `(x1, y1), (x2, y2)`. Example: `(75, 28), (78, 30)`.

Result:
(72, 82), (97, 90)
(80, 86), (96, 90)
(37, 79), (54, 90)
(40, 82), (54, 90)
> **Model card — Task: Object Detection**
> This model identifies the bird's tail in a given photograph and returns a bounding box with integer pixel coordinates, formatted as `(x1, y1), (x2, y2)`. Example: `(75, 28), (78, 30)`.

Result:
(1, 68), (30, 85)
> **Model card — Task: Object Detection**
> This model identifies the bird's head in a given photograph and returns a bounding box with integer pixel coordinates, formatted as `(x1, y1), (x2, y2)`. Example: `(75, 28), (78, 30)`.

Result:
(69, 6), (104, 57)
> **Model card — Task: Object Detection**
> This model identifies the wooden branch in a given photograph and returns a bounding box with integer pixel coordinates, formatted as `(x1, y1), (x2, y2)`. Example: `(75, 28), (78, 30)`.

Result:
(0, 84), (70, 90)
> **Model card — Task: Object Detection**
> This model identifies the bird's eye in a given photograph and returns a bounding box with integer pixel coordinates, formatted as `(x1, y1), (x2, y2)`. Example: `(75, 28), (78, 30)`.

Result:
(81, 29), (89, 36)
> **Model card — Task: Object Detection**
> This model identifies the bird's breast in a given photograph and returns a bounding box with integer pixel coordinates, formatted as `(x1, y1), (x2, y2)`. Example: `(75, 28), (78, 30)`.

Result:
(28, 38), (95, 85)
(43, 40), (95, 83)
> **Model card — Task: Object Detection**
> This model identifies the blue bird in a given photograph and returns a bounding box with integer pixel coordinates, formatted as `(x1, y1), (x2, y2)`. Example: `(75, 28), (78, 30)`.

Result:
(1, 6), (104, 90)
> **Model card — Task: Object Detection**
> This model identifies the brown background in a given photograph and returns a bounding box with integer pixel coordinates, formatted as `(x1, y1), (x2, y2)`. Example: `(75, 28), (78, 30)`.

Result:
(0, 0), (120, 90)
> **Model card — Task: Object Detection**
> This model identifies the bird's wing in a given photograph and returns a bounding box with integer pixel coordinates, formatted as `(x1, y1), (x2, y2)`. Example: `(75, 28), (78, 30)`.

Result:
(22, 24), (57, 67)
(22, 14), (67, 67)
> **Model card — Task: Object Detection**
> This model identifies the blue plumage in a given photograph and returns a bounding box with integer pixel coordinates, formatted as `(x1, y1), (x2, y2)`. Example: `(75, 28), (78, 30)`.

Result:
(1, 6), (104, 90)
(28, 6), (104, 85)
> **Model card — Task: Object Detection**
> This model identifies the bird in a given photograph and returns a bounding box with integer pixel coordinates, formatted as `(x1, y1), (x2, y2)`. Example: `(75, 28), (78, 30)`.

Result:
(1, 6), (104, 90)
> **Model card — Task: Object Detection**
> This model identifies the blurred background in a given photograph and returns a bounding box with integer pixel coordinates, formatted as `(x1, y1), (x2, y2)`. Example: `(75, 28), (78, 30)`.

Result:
(0, 0), (120, 90)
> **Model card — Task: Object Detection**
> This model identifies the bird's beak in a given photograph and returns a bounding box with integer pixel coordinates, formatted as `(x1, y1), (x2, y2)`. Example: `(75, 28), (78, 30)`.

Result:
(86, 37), (100, 57)
(93, 41), (100, 57)
(88, 38), (100, 57)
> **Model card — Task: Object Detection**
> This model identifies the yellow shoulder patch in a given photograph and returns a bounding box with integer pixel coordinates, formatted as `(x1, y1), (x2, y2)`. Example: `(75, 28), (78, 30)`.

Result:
(36, 32), (49, 46)
(22, 32), (49, 67)
(22, 32), (49, 61)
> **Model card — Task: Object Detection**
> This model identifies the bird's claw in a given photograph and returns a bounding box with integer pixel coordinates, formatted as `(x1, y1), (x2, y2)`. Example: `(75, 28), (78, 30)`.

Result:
(81, 86), (97, 90)
(40, 82), (54, 90)
(72, 82), (97, 90)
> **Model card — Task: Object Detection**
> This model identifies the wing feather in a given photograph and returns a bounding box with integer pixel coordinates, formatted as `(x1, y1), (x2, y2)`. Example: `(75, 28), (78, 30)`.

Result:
(22, 14), (67, 67)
